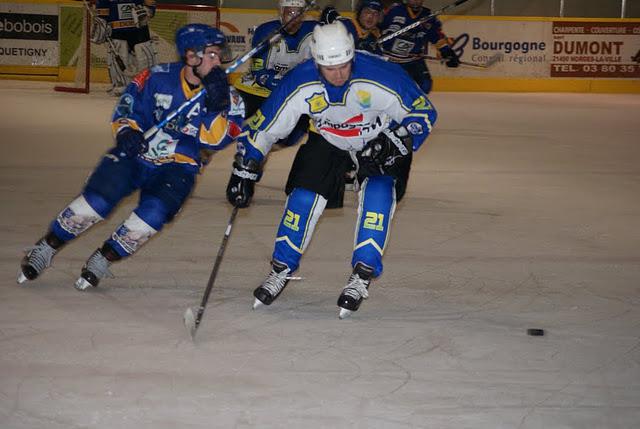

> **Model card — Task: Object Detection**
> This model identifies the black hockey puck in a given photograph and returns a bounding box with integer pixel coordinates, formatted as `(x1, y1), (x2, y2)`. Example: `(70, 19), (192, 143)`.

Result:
(527, 328), (545, 336)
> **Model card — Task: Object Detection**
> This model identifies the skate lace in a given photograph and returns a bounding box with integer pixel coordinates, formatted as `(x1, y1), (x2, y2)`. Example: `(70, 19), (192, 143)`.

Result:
(261, 269), (291, 296)
(85, 250), (114, 280)
(24, 241), (56, 273)
(342, 274), (370, 300)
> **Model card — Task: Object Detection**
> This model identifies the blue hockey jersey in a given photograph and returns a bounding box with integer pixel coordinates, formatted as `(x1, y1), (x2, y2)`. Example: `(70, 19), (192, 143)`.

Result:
(380, 4), (448, 63)
(237, 52), (437, 164)
(112, 63), (243, 172)
(234, 20), (318, 97)
(341, 17), (382, 55)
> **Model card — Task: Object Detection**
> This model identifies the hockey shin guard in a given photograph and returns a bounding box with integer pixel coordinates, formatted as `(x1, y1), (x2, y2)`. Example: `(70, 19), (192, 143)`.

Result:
(352, 176), (397, 277)
(50, 194), (106, 242)
(273, 188), (327, 272)
(104, 194), (172, 258)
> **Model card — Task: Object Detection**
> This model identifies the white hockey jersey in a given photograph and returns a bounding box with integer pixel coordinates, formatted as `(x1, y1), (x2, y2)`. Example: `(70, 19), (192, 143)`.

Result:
(238, 52), (437, 163)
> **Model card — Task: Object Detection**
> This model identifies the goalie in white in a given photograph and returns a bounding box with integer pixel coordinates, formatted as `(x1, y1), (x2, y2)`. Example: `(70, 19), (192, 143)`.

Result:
(91, 0), (158, 95)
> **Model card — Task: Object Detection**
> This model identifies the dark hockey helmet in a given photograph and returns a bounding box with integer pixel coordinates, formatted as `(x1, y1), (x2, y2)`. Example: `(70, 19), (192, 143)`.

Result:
(175, 24), (227, 59)
(357, 0), (383, 14)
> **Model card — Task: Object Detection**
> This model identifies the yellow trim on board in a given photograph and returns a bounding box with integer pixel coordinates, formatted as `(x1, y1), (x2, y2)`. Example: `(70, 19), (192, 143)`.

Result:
(434, 77), (640, 93)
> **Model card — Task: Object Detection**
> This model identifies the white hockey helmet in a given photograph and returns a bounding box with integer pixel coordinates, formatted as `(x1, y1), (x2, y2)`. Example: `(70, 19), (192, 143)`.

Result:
(311, 21), (355, 66)
(279, 0), (306, 9)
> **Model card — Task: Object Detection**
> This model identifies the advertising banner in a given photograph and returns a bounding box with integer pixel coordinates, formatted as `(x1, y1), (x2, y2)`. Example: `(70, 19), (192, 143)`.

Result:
(0, 3), (59, 67)
(550, 21), (640, 78)
(218, 12), (640, 82)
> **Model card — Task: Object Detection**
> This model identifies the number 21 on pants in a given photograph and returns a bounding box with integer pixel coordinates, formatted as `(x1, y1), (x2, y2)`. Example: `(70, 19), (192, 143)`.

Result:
(363, 211), (384, 231)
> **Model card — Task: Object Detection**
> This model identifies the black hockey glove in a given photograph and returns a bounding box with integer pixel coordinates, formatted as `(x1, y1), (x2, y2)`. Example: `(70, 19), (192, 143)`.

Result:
(202, 67), (230, 113)
(320, 6), (339, 25)
(226, 156), (261, 208)
(356, 127), (413, 177)
(116, 128), (148, 158)
(439, 45), (460, 68)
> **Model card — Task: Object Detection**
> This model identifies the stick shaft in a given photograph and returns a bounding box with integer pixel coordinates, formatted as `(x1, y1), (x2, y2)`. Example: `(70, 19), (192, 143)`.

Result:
(378, 0), (470, 45)
(193, 206), (240, 330)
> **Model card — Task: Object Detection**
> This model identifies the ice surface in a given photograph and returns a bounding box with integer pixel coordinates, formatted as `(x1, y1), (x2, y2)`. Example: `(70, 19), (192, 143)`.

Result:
(1, 81), (639, 428)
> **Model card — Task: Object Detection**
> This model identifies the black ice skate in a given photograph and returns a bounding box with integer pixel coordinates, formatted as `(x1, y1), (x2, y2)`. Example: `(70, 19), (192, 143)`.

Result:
(253, 260), (292, 309)
(337, 262), (374, 319)
(74, 247), (116, 291)
(17, 233), (63, 284)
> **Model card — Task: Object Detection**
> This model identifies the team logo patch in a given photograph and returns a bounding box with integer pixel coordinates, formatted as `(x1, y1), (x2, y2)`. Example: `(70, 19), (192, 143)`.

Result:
(155, 93), (173, 109)
(306, 92), (329, 114)
(356, 90), (371, 109)
(115, 93), (134, 116)
(406, 121), (424, 135)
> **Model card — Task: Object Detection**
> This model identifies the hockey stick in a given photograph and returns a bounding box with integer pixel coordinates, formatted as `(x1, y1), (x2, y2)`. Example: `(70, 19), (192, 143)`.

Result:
(143, 0), (317, 141)
(377, 0), (471, 46)
(81, 0), (127, 72)
(184, 205), (240, 340)
(423, 51), (503, 69)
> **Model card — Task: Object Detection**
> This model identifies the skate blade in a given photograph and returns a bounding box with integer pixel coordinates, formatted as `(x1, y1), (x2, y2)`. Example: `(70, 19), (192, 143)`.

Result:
(183, 308), (197, 340)
(74, 277), (92, 291)
(17, 271), (28, 284)
(252, 298), (264, 310)
(338, 308), (353, 319)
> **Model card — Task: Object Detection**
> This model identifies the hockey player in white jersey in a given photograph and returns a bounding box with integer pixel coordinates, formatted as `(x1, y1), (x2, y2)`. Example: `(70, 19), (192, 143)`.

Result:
(17, 24), (242, 290)
(226, 21), (437, 318)
(227, 0), (318, 208)
(233, 0), (317, 120)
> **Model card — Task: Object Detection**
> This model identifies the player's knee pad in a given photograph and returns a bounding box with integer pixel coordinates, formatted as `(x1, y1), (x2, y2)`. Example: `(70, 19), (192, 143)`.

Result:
(50, 194), (105, 241)
(84, 150), (138, 208)
(134, 194), (173, 231)
(352, 176), (397, 277)
(106, 212), (159, 258)
(133, 40), (158, 71)
(143, 166), (196, 223)
(274, 187), (327, 273)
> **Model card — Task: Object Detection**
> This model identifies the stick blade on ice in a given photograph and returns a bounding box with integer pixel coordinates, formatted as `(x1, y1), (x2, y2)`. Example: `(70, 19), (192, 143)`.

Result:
(183, 307), (197, 340)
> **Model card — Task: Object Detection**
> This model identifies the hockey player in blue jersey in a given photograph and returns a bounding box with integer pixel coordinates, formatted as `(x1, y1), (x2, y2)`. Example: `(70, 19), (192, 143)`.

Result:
(91, 0), (158, 95)
(320, 0), (384, 55)
(18, 24), (242, 290)
(380, 0), (459, 93)
(226, 21), (437, 318)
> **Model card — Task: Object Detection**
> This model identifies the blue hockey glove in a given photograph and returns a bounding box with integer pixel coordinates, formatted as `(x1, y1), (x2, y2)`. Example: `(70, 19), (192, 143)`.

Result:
(202, 67), (230, 112)
(226, 155), (262, 208)
(116, 128), (148, 158)
(320, 6), (339, 25)
(439, 45), (460, 68)
(258, 71), (283, 90)
(356, 127), (412, 177)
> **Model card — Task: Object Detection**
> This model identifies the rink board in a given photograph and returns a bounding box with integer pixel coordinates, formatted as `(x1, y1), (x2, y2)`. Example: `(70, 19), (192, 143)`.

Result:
(0, 1), (639, 92)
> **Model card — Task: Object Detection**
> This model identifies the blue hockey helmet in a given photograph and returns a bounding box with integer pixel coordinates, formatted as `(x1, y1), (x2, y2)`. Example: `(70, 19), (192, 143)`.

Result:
(357, 0), (383, 14)
(175, 24), (226, 58)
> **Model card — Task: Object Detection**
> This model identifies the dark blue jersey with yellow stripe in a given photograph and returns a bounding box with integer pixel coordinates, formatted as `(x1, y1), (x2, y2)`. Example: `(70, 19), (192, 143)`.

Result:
(381, 4), (447, 63)
(112, 62), (242, 172)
